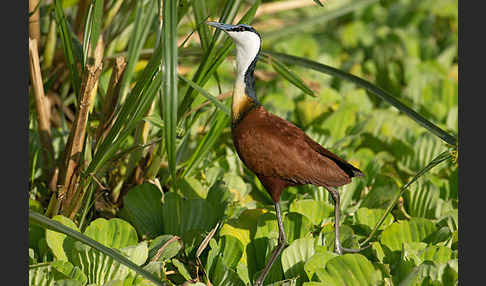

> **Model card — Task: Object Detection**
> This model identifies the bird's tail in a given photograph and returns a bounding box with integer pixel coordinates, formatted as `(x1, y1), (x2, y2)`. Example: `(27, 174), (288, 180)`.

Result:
(351, 167), (364, 177)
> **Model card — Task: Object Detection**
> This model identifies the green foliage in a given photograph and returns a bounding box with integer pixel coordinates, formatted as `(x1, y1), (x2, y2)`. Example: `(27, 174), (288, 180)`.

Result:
(314, 253), (382, 286)
(45, 215), (79, 261)
(29, 0), (457, 285)
(118, 183), (165, 239)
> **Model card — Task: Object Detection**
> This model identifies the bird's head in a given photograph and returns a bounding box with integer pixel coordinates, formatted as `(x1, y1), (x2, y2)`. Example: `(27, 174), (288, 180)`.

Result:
(207, 22), (261, 75)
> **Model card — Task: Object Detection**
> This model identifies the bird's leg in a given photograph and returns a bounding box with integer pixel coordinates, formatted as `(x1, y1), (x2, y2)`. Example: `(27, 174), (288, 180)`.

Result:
(328, 186), (364, 254)
(255, 202), (287, 286)
(328, 187), (344, 255)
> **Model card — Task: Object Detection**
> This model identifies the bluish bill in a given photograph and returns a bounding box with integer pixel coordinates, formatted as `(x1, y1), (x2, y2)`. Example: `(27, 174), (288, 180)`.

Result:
(207, 21), (237, 31)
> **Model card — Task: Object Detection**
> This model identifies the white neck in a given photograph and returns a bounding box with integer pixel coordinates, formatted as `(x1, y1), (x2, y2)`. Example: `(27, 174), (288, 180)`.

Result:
(227, 31), (261, 120)
(227, 31), (260, 77)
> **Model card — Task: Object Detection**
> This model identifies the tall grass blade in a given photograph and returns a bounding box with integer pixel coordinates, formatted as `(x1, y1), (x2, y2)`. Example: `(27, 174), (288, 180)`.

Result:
(192, 0), (211, 51)
(90, 0), (104, 53)
(178, 75), (231, 116)
(161, 0), (179, 185)
(263, 54), (315, 96)
(88, 45), (164, 175)
(181, 109), (230, 178)
(82, 3), (93, 66)
(54, 0), (81, 97)
(118, 0), (157, 102)
(360, 150), (452, 246)
(29, 211), (165, 286)
(263, 51), (457, 146)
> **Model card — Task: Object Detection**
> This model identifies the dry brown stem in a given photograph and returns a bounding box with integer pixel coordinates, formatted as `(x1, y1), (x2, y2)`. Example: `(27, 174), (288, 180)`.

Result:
(88, 35), (105, 112)
(59, 62), (103, 218)
(29, 38), (55, 176)
(29, 0), (41, 42)
(94, 56), (127, 144)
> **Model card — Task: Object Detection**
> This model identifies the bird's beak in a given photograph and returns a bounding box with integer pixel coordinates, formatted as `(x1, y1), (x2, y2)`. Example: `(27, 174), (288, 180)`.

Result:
(207, 21), (236, 31)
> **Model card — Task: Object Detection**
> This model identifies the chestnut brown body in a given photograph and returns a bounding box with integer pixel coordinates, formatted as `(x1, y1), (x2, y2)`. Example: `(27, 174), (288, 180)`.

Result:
(207, 21), (365, 286)
(232, 105), (363, 202)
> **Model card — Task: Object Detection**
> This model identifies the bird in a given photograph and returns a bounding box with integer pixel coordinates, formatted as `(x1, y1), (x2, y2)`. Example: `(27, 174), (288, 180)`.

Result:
(207, 21), (364, 286)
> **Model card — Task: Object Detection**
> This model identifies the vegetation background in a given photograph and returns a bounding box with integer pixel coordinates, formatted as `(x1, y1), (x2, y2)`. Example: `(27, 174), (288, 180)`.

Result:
(28, 0), (458, 285)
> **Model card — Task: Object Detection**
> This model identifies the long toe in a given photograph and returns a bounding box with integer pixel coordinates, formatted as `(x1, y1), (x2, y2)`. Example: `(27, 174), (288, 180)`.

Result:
(341, 245), (370, 253)
(334, 246), (343, 255)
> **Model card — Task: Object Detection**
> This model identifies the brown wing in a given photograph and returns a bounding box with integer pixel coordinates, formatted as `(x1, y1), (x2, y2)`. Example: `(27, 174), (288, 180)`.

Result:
(232, 106), (362, 188)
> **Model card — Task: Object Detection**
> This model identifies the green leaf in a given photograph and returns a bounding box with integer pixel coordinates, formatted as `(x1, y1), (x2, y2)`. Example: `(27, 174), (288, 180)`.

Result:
(118, 0), (157, 100)
(267, 278), (298, 286)
(90, 0), (104, 53)
(220, 209), (265, 265)
(281, 237), (315, 281)
(304, 248), (338, 280)
(161, 192), (218, 238)
(29, 248), (36, 264)
(53, 0), (81, 97)
(284, 213), (313, 243)
(51, 260), (87, 284)
(220, 235), (244, 269)
(192, 0), (211, 51)
(143, 114), (165, 129)
(321, 103), (358, 139)
(419, 245), (453, 265)
(289, 199), (334, 226)
(121, 241), (149, 266)
(179, 75), (231, 116)
(355, 207), (394, 234)
(401, 133), (447, 174)
(209, 254), (246, 286)
(88, 44), (164, 176)
(403, 178), (442, 219)
(361, 175), (400, 209)
(45, 215), (80, 261)
(30, 211), (165, 286)
(321, 224), (359, 253)
(54, 279), (83, 286)
(315, 254), (382, 286)
(161, 0), (179, 184)
(181, 108), (230, 178)
(83, 218), (138, 249)
(71, 242), (148, 285)
(29, 264), (55, 286)
(266, 55), (315, 96)
(380, 218), (437, 252)
(148, 235), (182, 262)
(143, 261), (166, 281)
(118, 183), (165, 239)
(172, 258), (192, 280)
(395, 259), (452, 286)
(360, 151), (452, 247)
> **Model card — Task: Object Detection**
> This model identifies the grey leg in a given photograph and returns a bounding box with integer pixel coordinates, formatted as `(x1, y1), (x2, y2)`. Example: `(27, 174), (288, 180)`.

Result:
(328, 186), (366, 254)
(328, 186), (344, 254)
(255, 202), (287, 286)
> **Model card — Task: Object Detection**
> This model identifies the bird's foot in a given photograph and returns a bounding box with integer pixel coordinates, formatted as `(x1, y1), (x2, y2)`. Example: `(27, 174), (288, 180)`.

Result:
(334, 244), (370, 255)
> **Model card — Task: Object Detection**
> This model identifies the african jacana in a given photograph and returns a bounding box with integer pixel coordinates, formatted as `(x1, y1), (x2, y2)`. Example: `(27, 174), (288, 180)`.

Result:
(208, 21), (364, 286)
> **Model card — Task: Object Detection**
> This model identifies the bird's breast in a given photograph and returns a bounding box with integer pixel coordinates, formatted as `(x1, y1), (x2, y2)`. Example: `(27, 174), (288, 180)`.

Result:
(231, 106), (359, 188)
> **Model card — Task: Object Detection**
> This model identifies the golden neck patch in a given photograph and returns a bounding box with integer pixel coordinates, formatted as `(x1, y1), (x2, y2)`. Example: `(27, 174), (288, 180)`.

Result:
(232, 81), (255, 122)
